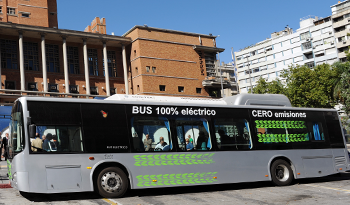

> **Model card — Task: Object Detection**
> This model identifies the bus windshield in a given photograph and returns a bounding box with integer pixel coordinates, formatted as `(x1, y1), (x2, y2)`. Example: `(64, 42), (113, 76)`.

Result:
(8, 101), (24, 159)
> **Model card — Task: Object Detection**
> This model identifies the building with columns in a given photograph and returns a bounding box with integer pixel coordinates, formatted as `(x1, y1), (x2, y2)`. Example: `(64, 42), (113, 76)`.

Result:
(0, 1), (230, 103)
(0, 22), (131, 103)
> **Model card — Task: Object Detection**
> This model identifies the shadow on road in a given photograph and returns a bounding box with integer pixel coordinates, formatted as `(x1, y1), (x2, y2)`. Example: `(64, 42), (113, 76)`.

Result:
(19, 172), (350, 202)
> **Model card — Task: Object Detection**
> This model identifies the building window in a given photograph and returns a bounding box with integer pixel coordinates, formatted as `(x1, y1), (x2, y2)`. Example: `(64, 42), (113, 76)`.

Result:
(1, 39), (18, 69)
(68, 46), (79, 74)
(300, 32), (310, 40)
(48, 83), (58, 92)
(27, 82), (37, 91)
(146, 66), (150, 72)
(46, 44), (60, 72)
(134, 50), (136, 57)
(178, 86), (184, 92)
(159, 85), (165, 91)
(69, 85), (79, 93)
(196, 88), (202, 94)
(135, 67), (138, 74)
(205, 52), (216, 77)
(302, 42), (312, 50)
(7, 7), (15, 15)
(107, 50), (117, 77)
(5, 81), (15, 89)
(305, 62), (315, 68)
(0, 6), (2, 13)
(90, 86), (98, 95)
(88, 49), (98, 76)
(110, 88), (116, 95)
(152, 67), (156, 73)
(137, 85), (140, 91)
(21, 13), (30, 18)
(24, 42), (39, 71)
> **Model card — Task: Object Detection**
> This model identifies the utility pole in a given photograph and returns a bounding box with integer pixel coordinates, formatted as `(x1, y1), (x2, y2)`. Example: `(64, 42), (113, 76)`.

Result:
(247, 56), (253, 94)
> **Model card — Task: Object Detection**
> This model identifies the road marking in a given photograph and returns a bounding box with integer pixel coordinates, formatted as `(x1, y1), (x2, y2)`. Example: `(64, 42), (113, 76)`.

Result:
(102, 198), (123, 205)
(304, 184), (350, 193)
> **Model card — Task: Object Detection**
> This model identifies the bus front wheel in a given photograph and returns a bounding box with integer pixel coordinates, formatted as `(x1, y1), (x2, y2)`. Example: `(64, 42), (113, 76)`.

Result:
(270, 159), (294, 186)
(96, 167), (128, 198)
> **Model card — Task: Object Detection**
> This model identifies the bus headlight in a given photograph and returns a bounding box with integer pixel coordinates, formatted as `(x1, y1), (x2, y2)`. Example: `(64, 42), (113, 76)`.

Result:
(12, 172), (17, 182)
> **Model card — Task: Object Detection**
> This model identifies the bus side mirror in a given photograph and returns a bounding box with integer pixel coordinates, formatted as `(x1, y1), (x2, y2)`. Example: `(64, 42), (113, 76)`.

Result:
(29, 124), (36, 139)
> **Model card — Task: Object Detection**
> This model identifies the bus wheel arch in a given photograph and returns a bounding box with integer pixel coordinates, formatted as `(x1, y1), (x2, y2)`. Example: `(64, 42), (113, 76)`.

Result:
(269, 157), (295, 186)
(92, 162), (131, 198)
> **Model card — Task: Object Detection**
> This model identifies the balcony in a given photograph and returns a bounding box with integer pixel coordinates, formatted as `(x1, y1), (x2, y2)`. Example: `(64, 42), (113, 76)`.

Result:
(202, 76), (231, 88)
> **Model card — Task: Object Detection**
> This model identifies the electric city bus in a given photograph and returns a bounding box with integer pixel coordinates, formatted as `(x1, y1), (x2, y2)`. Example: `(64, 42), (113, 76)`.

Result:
(7, 94), (350, 198)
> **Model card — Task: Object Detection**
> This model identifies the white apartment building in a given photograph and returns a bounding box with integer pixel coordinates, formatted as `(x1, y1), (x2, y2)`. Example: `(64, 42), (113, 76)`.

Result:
(331, 0), (350, 62)
(235, 15), (338, 93)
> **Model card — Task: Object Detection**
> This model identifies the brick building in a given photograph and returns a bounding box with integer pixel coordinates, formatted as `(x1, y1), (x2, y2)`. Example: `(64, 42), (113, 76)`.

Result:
(84, 17), (106, 34)
(124, 26), (225, 97)
(0, 1), (228, 103)
(0, 0), (57, 28)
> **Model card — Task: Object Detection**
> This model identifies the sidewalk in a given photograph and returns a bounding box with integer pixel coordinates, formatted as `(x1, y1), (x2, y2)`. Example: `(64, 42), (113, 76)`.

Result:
(0, 158), (11, 188)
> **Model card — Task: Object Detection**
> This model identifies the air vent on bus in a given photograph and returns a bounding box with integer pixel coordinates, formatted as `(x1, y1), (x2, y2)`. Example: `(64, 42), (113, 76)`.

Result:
(224, 94), (292, 107)
(334, 156), (346, 166)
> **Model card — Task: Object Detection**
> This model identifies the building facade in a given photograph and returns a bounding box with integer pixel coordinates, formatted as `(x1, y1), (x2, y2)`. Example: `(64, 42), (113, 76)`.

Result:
(84, 17), (106, 35)
(0, 0), (232, 103)
(123, 26), (226, 98)
(235, 15), (338, 93)
(0, 22), (131, 103)
(331, 0), (350, 62)
(0, 0), (58, 28)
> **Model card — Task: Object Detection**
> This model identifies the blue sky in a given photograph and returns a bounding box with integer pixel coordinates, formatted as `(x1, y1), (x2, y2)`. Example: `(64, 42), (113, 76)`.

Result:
(58, 0), (335, 63)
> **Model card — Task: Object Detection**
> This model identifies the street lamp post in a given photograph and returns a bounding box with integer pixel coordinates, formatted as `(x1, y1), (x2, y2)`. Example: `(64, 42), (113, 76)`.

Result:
(246, 56), (253, 94)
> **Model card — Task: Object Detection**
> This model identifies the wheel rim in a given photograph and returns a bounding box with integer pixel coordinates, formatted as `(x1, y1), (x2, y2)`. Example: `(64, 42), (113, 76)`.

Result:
(274, 164), (289, 182)
(101, 172), (122, 193)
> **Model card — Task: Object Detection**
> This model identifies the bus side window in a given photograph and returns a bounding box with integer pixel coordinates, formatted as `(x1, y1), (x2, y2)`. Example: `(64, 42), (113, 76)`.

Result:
(33, 126), (83, 153)
(175, 118), (212, 151)
(131, 116), (172, 152)
(214, 118), (252, 150)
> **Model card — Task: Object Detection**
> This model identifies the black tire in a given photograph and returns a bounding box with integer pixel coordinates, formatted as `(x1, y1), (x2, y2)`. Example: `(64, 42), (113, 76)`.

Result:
(96, 167), (128, 198)
(270, 159), (294, 186)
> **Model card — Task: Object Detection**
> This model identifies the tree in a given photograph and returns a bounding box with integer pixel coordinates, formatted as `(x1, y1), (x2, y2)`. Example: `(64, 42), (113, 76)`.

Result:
(340, 69), (350, 114)
(331, 61), (350, 102)
(251, 77), (285, 94)
(251, 64), (340, 108)
(281, 64), (339, 108)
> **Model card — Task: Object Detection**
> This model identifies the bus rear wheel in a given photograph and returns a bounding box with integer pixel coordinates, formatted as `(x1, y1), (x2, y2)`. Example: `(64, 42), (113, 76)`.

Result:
(96, 167), (128, 198)
(270, 159), (294, 186)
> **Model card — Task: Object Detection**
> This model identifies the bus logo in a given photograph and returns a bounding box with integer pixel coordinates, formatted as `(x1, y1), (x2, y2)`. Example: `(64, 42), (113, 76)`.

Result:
(100, 110), (108, 118)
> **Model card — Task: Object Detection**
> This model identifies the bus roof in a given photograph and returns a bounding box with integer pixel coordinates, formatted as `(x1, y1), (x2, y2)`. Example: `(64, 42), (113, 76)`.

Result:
(105, 94), (292, 107)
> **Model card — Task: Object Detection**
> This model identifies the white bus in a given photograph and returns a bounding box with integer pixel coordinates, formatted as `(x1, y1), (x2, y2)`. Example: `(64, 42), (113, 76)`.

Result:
(6, 94), (350, 198)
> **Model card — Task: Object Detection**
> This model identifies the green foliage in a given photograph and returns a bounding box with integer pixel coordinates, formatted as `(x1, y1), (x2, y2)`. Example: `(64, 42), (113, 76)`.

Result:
(250, 78), (285, 94)
(340, 115), (350, 134)
(252, 64), (340, 108)
(281, 64), (339, 108)
(340, 69), (350, 114)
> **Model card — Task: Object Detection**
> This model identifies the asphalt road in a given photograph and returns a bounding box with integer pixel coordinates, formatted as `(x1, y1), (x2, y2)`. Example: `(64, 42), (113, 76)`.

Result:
(1, 172), (350, 205)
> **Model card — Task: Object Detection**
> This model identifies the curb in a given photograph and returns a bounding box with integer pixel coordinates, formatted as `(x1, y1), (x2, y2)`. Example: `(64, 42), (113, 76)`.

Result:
(0, 182), (11, 189)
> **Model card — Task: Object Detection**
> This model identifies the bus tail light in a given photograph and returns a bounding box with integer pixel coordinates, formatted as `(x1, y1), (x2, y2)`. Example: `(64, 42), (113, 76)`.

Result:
(265, 175), (268, 177)
(213, 177), (217, 179)
(89, 157), (95, 160)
